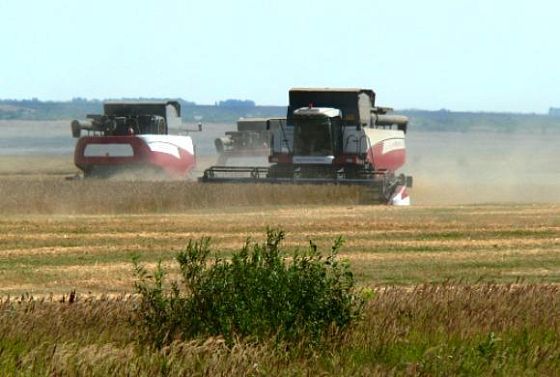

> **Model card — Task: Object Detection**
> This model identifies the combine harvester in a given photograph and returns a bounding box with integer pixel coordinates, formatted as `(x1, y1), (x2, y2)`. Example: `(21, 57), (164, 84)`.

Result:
(214, 118), (272, 165)
(201, 88), (412, 205)
(71, 101), (197, 178)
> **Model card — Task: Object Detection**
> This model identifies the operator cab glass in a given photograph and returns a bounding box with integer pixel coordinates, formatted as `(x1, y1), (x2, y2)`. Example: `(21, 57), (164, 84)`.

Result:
(293, 116), (335, 156)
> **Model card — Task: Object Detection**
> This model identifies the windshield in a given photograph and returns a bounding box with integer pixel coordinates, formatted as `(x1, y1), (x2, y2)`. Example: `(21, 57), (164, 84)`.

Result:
(293, 117), (333, 156)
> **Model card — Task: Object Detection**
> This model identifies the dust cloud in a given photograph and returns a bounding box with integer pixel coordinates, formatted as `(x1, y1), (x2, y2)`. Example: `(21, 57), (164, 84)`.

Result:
(406, 130), (560, 205)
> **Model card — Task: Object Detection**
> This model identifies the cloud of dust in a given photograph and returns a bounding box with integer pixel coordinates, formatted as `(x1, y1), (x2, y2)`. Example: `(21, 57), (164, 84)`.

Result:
(407, 130), (560, 205)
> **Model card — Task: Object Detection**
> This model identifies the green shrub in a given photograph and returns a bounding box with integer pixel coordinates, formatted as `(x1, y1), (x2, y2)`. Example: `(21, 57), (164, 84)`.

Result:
(133, 228), (362, 347)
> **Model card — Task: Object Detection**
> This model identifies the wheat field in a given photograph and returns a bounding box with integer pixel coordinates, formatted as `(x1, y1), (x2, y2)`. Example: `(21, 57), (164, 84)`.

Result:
(1, 124), (560, 375)
(1, 183), (559, 296)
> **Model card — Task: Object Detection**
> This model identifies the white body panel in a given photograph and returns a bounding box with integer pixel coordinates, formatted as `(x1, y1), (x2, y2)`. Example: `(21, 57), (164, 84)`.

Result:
(342, 127), (367, 154)
(390, 185), (411, 206)
(293, 107), (341, 118)
(165, 104), (183, 129)
(342, 127), (405, 154)
(138, 135), (194, 156)
(84, 144), (134, 157)
(362, 128), (406, 150)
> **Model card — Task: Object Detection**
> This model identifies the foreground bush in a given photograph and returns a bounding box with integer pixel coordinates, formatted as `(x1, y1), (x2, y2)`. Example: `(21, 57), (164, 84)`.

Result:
(133, 229), (362, 346)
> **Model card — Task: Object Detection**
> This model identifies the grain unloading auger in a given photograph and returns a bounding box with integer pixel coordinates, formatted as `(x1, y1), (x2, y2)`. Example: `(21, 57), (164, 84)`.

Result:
(201, 88), (413, 205)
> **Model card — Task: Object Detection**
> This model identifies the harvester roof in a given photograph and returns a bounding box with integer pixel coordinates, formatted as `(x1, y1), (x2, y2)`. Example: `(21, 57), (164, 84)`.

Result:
(103, 100), (181, 117)
(287, 88), (376, 126)
(290, 87), (375, 96)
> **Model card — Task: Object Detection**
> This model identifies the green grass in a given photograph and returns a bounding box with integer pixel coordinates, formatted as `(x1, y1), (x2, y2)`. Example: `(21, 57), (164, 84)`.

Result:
(1, 284), (560, 376)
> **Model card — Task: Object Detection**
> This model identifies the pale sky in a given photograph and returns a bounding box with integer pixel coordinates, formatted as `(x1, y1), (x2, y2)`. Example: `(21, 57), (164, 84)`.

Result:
(1, 0), (559, 112)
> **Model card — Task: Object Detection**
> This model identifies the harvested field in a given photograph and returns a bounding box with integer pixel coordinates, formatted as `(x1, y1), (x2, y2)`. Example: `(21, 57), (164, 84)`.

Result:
(1, 202), (560, 295)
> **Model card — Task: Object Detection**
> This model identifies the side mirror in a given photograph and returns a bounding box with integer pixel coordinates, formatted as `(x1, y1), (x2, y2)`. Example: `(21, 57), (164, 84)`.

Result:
(71, 120), (82, 138)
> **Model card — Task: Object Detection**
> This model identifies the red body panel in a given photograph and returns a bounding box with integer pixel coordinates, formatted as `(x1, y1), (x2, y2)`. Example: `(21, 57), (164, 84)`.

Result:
(367, 139), (406, 171)
(74, 136), (195, 177)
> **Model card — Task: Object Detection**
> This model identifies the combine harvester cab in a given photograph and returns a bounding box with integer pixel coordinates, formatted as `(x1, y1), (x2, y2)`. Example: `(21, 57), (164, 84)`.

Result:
(71, 101), (196, 178)
(202, 88), (412, 205)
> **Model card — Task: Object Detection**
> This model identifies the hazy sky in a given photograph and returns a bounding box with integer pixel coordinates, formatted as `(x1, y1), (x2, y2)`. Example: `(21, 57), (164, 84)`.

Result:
(1, 0), (559, 112)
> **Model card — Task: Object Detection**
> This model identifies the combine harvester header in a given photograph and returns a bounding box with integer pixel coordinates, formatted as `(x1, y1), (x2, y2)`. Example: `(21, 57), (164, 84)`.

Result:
(201, 88), (412, 205)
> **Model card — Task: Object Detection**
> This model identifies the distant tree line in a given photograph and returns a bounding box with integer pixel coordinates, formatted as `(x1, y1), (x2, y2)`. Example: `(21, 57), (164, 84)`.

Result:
(1, 98), (560, 132)
(403, 109), (560, 133)
(0, 98), (272, 122)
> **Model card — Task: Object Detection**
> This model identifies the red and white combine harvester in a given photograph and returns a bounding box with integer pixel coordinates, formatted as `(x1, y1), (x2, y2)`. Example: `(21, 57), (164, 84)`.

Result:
(214, 118), (272, 166)
(201, 88), (412, 205)
(71, 101), (196, 178)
